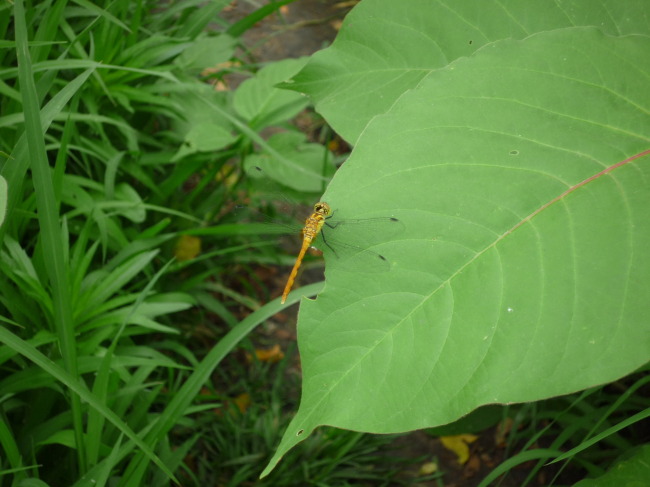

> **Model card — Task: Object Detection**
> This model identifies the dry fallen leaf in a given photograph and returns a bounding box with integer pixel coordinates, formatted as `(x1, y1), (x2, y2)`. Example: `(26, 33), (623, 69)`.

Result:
(174, 235), (201, 261)
(212, 80), (229, 92)
(251, 344), (285, 363)
(440, 434), (479, 464)
(418, 461), (438, 475)
(201, 60), (240, 77)
(233, 392), (251, 414)
(330, 19), (343, 31)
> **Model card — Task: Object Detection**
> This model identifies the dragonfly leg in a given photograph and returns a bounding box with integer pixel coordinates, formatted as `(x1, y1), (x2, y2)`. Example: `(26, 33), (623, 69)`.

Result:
(324, 218), (342, 230)
(320, 229), (340, 257)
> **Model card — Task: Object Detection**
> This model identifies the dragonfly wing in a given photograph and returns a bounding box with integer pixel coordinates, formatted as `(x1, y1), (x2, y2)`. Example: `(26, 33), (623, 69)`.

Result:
(317, 240), (393, 274)
(314, 216), (403, 273)
(325, 216), (404, 242)
(319, 216), (404, 251)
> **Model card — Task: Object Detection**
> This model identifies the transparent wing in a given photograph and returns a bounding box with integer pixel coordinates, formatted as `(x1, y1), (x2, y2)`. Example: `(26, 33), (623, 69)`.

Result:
(238, 165), (404, 272)
(323, 215), (404, 248)
(315, 216), (404, 273)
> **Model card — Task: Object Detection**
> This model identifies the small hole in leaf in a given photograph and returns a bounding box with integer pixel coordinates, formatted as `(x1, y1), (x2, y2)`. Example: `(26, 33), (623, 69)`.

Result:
(296, 429), (304, 436)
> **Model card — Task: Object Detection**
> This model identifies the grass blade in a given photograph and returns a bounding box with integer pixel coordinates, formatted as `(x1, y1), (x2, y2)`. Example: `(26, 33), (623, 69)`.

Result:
(550, 408), (650, 464)
(0, 66), (94, 234)
(226, 0), (298, 38)
(0, 325), (176, 482)
(13, 0), (86, 471)
(121, 281), (324, 481)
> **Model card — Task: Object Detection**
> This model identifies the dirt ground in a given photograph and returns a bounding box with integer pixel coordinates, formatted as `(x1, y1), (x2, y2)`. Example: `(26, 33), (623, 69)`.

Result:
(222, 0), (348, 61)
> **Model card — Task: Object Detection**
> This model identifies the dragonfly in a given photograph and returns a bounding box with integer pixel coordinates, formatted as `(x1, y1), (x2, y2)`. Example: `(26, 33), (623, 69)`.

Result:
(284, 200), (331, 303)
(239, 167), (403, 303)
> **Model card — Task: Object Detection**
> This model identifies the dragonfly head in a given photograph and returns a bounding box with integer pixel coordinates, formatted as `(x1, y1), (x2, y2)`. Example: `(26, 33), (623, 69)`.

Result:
(313, 202), (332, 217)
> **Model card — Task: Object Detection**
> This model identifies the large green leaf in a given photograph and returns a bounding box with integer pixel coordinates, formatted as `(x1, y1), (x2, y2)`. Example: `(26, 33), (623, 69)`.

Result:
(262, 23), (650, 476)
(233, 57), (309, 129)
(283, 0), (650, 143)
(174, 33), (236, 74)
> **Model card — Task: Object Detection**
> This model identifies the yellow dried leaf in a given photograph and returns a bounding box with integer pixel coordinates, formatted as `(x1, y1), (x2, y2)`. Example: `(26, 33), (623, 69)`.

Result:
(440, 434), (479, 464)
(212, 80), (228, 92)
(330, 19), (343, 31)
(327, 139), (340, 152)
(233, 393), (251, 414)
(419, 461), (438, 475)
(201, 60), (240, 77)
(174, 235), (201, 261)
(254, 344), (284, 363)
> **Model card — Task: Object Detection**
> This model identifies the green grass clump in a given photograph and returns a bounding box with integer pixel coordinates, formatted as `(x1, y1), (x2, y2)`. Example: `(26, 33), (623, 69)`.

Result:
(0, 0), (331, 484)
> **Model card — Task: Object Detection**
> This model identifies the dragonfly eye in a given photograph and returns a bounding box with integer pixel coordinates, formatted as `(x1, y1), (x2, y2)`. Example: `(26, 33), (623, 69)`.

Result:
(313, 202), (332, 216)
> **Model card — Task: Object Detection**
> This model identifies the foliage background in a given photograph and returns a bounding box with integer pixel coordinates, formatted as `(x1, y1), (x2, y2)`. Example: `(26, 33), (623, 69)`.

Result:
(0, 0), (649, 486)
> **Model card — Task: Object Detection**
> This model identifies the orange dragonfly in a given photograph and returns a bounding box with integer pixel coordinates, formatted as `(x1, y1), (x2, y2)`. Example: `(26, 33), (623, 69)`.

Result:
(238, 168), (402, 303)
(283, 200), (330, 303)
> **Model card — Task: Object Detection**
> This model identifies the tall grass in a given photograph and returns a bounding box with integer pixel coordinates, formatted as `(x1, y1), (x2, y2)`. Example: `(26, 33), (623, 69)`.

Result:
(0, 0), (314, 485)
